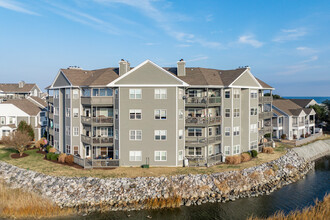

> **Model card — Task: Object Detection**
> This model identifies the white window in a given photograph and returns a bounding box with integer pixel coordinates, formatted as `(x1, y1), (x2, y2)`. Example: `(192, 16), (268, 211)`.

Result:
(155, 151), (167, 161)
(233, 126), (240, 136)
(8, 116), (15, 124)
(73, 108), (79, 118)
(224, 146), (230, 156)
(73, 127), (79, 136)
(188, 147), (202, 156)
(155, 109), (167, 120)
(250, 108), (257, 116)
(208, 145), (213, 155)
(54, 107), (59, 116)
(251, 90), (258, 99)
(65, 89), (70, 99)
(179, 109), (184, 120)
(129, 130), (142, 140)
(233, 89), (240, 98)
(250, 124), (257, 133)
(154, 130), (167, 140)
(250, 141), (258, 150)
(100, 127), (109, 137)
(179, 129), (183, 139)
(129, 89), (142, 99)
(234, 109), (240, 118)
(178, 150), (183, 160)
(54, 123), (59, 132)
(66, 126), (70, 136)
(233, 145), (240, 155)
(66, 145), (71, 154)
(129, 151), (142, 161)
(188, 128), (202, 136)
(225, 127), (231, 136)
(86, 145), (90, 157)
(129, 109), (142, 120)
(66, 108), (70, 117)
(73, 90), (79, 99)
(154, 89), (167, 99)
(225, 109), (230, 117)
(0, 117), (5, 125)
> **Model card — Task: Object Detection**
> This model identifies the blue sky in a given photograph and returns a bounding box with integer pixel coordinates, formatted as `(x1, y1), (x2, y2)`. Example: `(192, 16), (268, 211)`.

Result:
(0, 0), (329, 96)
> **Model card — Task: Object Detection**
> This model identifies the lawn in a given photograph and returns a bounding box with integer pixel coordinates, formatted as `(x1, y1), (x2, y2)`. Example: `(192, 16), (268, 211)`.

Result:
(0, 145), (286, 179)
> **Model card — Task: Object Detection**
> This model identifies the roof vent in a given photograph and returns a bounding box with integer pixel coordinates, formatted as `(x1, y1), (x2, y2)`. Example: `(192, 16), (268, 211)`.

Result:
(67, 66), (82, 70)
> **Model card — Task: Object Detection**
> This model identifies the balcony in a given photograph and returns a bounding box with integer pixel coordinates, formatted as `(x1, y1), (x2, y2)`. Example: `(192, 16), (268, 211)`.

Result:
(185, 116), (221, 126)
(292, 122), (305, 127)
(81, 96), (113, 105)
(81, 135), (114, 146)
(185, 135), (221, 147)
(259, 111), (272, 119)
(185, 97), (221, 106)
(259, 96), (273, 103)
(81, 116), (114, 125)
(48, 112), (54, 119)
(259, 126), (272, 136)
(47, 96), (53, 103)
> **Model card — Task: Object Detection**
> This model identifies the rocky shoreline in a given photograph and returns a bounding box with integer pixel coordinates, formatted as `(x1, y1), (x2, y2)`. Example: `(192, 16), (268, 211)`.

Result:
(0, 149), (316, 213)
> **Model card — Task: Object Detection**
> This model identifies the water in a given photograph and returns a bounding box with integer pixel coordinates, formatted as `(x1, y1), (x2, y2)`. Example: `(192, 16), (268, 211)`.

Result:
(67, 157), (330, 220)
(283, 96), (330, 104)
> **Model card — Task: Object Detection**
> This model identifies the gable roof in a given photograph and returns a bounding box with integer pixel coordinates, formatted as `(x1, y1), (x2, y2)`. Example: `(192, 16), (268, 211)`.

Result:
(27, 96), (47, 108)
(2, 99), (43, 116)
(256, 78), (274, 89)
(272, 99), (314, 116)
(0, 83), (36, 93)
(289, 99), (316, 108)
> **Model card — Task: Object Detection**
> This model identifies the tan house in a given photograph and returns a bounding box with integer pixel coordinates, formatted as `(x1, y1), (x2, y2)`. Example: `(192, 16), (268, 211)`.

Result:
(46, 59), (274, 168)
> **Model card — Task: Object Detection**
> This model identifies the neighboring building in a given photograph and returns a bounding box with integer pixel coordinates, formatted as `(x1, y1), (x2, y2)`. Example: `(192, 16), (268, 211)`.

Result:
(0, 98), (47, 140)
(289, 99), (318, 108)
(0, 81), (42, 102)
(46, 59), (274, 168)
(272, 99), (316, 140)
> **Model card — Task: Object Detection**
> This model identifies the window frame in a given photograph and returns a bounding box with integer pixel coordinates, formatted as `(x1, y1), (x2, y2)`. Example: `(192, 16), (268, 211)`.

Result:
(129, 130), (142, 141)
(129, 109), (142, 120)
(129, 151), (142, 161)
(154, 109), (167, 120)
(154, 130), (167, 141)
(154, 88), (167, 99)
(154, 151), (167, 161)
(129, 89), (142, 99)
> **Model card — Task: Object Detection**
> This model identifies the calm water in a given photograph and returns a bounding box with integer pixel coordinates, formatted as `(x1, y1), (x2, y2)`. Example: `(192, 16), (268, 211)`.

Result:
(283, 96), (330, 104)
(64, 157), (330, 220)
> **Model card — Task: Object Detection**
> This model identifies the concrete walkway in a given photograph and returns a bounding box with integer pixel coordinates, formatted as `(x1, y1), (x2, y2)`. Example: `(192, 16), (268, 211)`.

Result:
(292, 139), (330, 161)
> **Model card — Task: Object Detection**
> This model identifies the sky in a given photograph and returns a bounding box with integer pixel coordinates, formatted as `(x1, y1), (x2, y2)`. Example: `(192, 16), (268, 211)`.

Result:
(0, 0), (330, 96)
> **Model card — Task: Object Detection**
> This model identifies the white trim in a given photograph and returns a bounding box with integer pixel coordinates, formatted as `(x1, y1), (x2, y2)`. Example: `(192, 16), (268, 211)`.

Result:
(175, 87), (178, 166)
(107, 60), (189, 87)
(154, 150), (167, 162)
(228, 69), (262, 88)
(230, 85), (262, 89)
(110, 84), (185, 87)
(50, 70), (73, 89)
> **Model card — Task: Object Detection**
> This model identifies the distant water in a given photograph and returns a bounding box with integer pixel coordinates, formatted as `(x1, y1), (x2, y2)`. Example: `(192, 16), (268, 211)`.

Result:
(283, 96), (330, 104)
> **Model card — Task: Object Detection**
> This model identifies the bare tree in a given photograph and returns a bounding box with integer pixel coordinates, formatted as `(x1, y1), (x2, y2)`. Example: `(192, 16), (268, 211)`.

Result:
(1, 131), (31, 157)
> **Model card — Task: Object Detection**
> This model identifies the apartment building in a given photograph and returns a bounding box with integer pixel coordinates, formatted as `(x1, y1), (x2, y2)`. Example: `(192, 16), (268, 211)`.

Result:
(0, 81), (42, 102)
(272, 99), (316, 140)
(46, 59), (273, 168)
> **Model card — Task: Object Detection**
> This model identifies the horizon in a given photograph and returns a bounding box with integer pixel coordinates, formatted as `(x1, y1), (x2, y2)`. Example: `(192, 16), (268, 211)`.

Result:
(0, 0), (329, 96)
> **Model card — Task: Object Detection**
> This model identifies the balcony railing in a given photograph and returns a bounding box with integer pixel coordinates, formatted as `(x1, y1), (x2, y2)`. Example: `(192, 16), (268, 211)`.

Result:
(185, 116), (221, 126)
(81, 135), (114, 145)
(185, 96), (221, 106)
(73, 156), (119, 168)
(186, 153), (222, 167)
(259, 126), (272, 136)
(259, 96), (273, 103)
(185, 135), (221, 146)
(81, 96), (113, 105)
(259, 111), (272, 119)
(81, 116), (114, 125)
(293, 122), (305, 127)
(47, 96), (53, 103)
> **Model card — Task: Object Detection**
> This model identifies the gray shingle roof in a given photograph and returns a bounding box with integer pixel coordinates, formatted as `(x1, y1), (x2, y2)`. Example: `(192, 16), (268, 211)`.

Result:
(0, 83), (35, 93)
(2, 99), (43, 116)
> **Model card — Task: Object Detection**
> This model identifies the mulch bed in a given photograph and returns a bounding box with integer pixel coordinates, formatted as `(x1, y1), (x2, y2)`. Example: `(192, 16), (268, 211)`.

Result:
(36, 150), (46, 155)
(11, 153), (29, 159)
(43, 157), (84, 169)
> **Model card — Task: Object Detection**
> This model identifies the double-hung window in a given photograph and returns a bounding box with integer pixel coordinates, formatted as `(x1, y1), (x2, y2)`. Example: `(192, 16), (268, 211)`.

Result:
(154, 130), (167, 140)
(250, 108), (257, 116)
(250, 90), (258, 99)
(129, 109), (142, 120)
(250, 124), (257, 133)
(233, 126), (240, 136)
(54, 90), (59, 99)
(73, 127), (79, 136)
(54, 107), (59, 116)
(129, 89), (142, 99)
(234, 109), (240, 118)
(129, 130), (142, 140)
(233, 145), (240, 154)
(225, 109), (230, 118)
(155, 151), (167, 161)
(73, 90), (79, 99)
(225, 90), (230, 98)
(74, 146), (79, 155)
(225, 127), (231, 136)
(129, 151), (142, 161)
(66, 126), (70, 136)
(66, 108), (70, 117)
(178, 150), (183, 160)
(73, 108), (79, 117)
(233, 89), (240, 98)
(188, 128), (202, 136)
(65, 89), (70, 99)
(250, 141), (258, 150)
(179, 129), (183, 139)
(154, 109), (166, 120)
(54, 124), (59, 132)
(66, 145), (71, 154)
(154, 89), (167, 99)
(0, 117), (5, 125)
(224, 146), (230, 156)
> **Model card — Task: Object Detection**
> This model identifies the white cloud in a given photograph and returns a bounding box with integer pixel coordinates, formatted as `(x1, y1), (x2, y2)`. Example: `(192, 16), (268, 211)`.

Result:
(144, 42), (157, 46)
(277, 56), (319, 75)
(238, 35), (263, 48)
(0, 0), (39, 15)
(296, 47), (318, 55)
(273, 28), (307, 42)
(187, 56), (209, 62)
(176, 44), (192, 48)
(300, 55), (318, 63)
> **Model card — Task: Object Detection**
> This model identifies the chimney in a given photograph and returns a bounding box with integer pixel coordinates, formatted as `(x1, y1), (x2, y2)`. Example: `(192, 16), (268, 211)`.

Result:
(177, 59), (186, 76)
(18, 81), (25, 88)
(119, 59), (130, 76)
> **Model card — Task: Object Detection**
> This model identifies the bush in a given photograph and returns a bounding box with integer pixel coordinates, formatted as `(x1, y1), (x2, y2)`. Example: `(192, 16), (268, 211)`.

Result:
(46, 153), (54, 160)
(58, 153), (67, 163)
(246, 151), (252, 157)
(46, 145), (51, 152)
(241, 153), (251, 162)
(294, 134), (297, 139)
(264, 133), (271, 138)
(262, 147), (274, 154)
(225, 155), (241, 164)
(51, 154), (59, 161)
(17, 121), (34, 140)
(281, 134), (287, 140)
(65, 155), (74, 165)
(251, 150), (258, 158)
(49, 147), (56, 153)
(35, 138), (45, 149)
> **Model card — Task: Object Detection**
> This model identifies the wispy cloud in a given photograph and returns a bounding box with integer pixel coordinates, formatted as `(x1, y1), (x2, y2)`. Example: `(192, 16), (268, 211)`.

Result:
(0, 0), (39, 15)
(276, 56), (319, 75)
(300, 55), (318, 63)
(187, 56), (209, 62)
(205, 14), (213, 22)
(95, 0), (222, 48)
(176, 44), (191, 48)
(238, 35), (263, 48)
(273, 28), (307, 42)
(144, 42), (157, 46)
(296, 46), (318, 55)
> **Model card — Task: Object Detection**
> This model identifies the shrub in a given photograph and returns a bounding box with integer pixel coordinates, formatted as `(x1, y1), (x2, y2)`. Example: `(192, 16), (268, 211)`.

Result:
(241, 153), (251, 162)
(264, 133), (271, 138)
(251, 150), (258, 158)
(262, 147), (274, 154)
(46, 153), (54, 160)
(51, 154), (59, 161)
(35, 139), (45, 149)
(46, 145), (51, 152)
(48, 147), (56, 153)
(58, 153), (67, 163)
(225, 155), (241, 164)
(17, 121), (34, 140)
(281, 134), (287, 140)
(293, 134), (297, 139)
(246, 151), (252, 157)
(65, 155), (74, 165)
